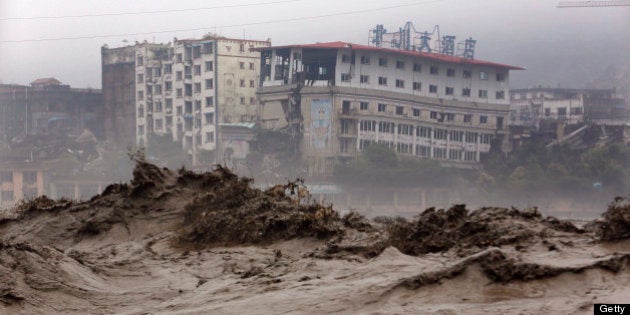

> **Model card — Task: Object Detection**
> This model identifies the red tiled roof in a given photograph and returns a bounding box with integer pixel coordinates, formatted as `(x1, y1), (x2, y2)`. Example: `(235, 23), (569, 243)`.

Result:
(256, 41), (525, 70)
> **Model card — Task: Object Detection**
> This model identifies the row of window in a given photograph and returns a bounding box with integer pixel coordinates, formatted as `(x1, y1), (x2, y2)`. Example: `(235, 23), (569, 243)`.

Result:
(341, 75), (506, 99)
(354, 101), (495, 125)
(341, 54), (505, 81)
(359, 140), (479, 161)
(358, 120), (493, 143)
(0, 171), (38, 183)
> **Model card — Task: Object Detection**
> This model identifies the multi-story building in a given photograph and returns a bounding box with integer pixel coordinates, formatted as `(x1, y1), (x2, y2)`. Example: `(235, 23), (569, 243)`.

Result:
(0, 78), (102, 142)
(104, 36), (270, 164)
(256, 41), (524, 174)
(509, 88), (628, 126)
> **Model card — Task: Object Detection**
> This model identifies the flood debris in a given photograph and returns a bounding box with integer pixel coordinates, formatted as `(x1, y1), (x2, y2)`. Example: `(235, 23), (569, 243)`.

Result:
(596, 196), (630, 241)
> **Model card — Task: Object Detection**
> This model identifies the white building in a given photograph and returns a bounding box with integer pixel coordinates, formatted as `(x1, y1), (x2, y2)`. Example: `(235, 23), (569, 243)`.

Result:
(256, 41), (524, 174)
(131, 36), (270, 164)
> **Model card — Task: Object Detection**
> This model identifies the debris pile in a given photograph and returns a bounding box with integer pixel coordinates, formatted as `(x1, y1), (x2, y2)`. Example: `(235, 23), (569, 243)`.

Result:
(597, 195), (630, 241)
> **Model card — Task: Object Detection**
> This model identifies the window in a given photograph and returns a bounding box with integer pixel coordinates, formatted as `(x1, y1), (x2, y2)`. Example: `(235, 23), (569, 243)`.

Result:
(359, 140), (373, 151)
(378, 77), (387, 86)
(138, 107), (144, 117)
(415, 145), (430, 157)
(478, 90), (488, 98)
(480, 134), (492, 144)
(176, 88), (182, 98)
(137, 56), (143, 66)
(359, 120), (376, 131)
(360, 75), (369, 83)
(146, 85), (153, 95)
(378, 57), (387, 66)
(396, 60), (405, 69)
(194, 83), (201, 93)
(434, 129), (447, 140)
(398, 124), (413, 135)
(496, 73), (505, 81)
(464, 114), (472, 123)
(0, 172), (12, 183)
(164, 64), (172, 74)
(464, 151), (476, 161)
(2, 190), (14, 202)
(195, 118), (201, 128)
(250, 80), (255, 88)
(240, 97), (245, 105)
(23, 171), (37, 184)
(205, 132), (214, 143)
(480, 115), (488, 124)
(240, 79), (245, 87)
(240, 62), (245, 69)
(449, 149), (462, 160)
(430, 111), (437, 119)
(205, 97), (214, 107)
(155, 119), (163, 130)
(413, 82), (421, 91)
(558, 107), (567, 117)
(166, 98), (173, 110)
(341, 54), (351, 63)
(397, 143), (411, 154)
(465, 132), (477, 143)
(496, 91), (505, 99)
(429, 85), (438, 93)
(205, 61), (213, 71)
(545, 108), (551, 116)
(433, 147), (446, 159)
(360, 102), (369, 110)
(203, 43), (214, 54)
(446, 68), (455, 77)
(413, 108), (420, 117)
(177, 106), (182, 116)
(445, 87), (454, 95)
(430, 66), (439, 75)
(462, 88), (471, 97)
(341, 74), (351, 82)
(239, 44), (245, 52)
(138, 125), (145, 135)
(413, 63), (422, 72)
(194, 100), (201, 110)
(165, 81), (172, 91)
(250, 97), (256, 105)
(396, 106), (404, 115)
(193, 46), (201, 59)
(185, 101), (193, 114)
(416, 126), (431, 138)
(249, 62), (255, 70)
(176, 53), (182, 63)
(463, 69), (472, 78)
(395, 79), (405, 88)
(360, 56), (370, 64)
(479, 71), (488, 80)
(378, 103), (387, 112)
(450, 131), (463, 142)
(137, 91), (144, 100)
(137, 74), (144, 83)
(205, 113), (214, 124)
(155, 101), (162, 112)
(205, 79), (213, 89)
(184, 66), (192, 78)
(446, 113), (455, 121)
(194, 65), (201, 75)
(378, 121), (395, 133)
(571, 107), (583, 115)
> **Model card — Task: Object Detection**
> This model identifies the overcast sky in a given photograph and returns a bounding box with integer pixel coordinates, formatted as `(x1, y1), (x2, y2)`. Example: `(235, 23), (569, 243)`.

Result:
(0, 0), (628, 89)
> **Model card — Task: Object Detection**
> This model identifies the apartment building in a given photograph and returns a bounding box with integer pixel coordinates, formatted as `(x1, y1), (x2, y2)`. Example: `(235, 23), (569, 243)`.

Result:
(115, 37), (269, 165)
(0, 163), (46, 208)
(256, 41), (524, 175)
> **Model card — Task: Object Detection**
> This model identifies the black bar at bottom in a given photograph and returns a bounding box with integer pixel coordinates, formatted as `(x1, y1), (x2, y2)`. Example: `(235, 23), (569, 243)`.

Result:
(594, 304), (630, 315)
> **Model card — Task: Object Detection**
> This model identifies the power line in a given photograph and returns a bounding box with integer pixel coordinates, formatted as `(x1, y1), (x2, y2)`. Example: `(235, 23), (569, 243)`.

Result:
(0, 0), (307, 21)
(1, 1), (446, 44)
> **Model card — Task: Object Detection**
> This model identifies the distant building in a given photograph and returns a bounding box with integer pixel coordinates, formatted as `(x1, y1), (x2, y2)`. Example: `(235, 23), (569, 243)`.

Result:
(0, 163), (46, 207)
(509, 88), (628, 127)
(255, 41), (524, 174)
(102, 36), (270, 164)
(0, 78), (102, 142)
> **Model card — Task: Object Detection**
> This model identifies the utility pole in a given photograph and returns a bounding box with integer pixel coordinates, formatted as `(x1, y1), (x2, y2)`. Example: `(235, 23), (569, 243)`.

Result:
(558, 1), (630, 7)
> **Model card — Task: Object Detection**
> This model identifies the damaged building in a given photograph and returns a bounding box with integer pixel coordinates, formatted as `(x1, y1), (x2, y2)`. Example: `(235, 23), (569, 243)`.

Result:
(255, 41), (524, 175)
(103, 36), (270, 165)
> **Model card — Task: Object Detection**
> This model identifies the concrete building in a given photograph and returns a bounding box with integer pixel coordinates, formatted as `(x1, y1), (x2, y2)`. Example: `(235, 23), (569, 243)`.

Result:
(0, 78), (102, 142)
(0, 163), (46, 208)
(103, 37), (270, 164)
(509, 88), (628, 127)
(256, 41), (524, 175)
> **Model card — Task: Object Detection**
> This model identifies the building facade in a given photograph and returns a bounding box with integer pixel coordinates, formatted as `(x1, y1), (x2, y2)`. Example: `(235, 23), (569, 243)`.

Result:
(256, 42), (523, 175)
(0, 79), (102, 142)
(509, 88), (628, 127)
(102, 37), (270, 164)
